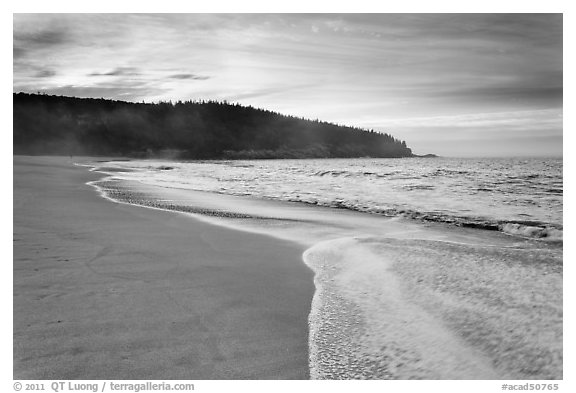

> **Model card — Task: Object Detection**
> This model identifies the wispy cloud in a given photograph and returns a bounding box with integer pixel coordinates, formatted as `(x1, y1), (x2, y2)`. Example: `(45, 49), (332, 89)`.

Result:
(32, 83), (169, 102)
(373, 109), (562, 130)
(88, 67), (140, 77)
(13, 25), (70, 47)
(34, 69), (57, 78)
(168, 73), (210, 80)
(13, 46), (26, 59)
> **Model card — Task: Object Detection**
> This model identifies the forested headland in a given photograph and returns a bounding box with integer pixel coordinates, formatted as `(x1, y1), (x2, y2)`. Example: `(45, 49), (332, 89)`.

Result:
(14, 93), (415, 159)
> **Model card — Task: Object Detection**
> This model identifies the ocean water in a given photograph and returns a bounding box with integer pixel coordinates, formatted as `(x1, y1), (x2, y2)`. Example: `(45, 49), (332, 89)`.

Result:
(90, 157), (563, 240)
(84, 157), (563, 379)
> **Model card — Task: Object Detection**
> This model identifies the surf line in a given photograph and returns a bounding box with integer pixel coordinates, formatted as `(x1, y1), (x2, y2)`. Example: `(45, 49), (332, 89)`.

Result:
(302, 237), (503, 379)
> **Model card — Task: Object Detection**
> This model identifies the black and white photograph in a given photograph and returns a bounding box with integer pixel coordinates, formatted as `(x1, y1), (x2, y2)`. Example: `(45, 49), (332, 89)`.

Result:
(10, 4), (567, 389)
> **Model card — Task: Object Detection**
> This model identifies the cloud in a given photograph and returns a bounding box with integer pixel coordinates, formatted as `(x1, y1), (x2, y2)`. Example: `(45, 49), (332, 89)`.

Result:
(34, 69), (56, 78)
(88, 67), (140, 77)
(168, 73), (210, 80)
(13, 46), (26, 59)
(13, 22), (72, 66)
(14, 26), (69, 47)
(365, 109), (562, 130)
(429, 85), (563, 108)
(15, 76), (168, 102)
(28, 84), (169, 102)
(222, 83), (319, 102)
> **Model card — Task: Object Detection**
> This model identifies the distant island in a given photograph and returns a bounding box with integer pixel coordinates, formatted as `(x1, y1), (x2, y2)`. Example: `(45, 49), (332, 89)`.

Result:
(14, 93), (416, 159)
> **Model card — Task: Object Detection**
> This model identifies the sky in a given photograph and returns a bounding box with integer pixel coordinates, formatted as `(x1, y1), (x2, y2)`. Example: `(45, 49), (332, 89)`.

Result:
(13, 13), (563, 157)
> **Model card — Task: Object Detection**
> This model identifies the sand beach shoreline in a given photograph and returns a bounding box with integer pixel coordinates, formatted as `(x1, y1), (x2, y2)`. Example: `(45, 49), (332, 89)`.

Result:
(13, 155), (314, 379)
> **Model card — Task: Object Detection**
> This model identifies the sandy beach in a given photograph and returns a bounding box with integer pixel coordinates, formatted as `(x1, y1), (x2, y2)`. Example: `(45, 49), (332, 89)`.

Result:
(13, 156), (314, 379)
(13, 155), (563, 380)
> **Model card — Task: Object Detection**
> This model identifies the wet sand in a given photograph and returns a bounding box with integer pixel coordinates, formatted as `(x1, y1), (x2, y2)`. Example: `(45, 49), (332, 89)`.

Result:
(13, 156), (314, 379)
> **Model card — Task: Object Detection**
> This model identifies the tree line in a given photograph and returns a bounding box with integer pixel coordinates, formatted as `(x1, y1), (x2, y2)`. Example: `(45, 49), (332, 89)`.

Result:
(13, 92), (414, 159)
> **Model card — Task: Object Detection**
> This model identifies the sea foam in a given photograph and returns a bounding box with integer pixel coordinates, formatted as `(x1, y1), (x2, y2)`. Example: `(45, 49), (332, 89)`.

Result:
(303, 237), (505, 379)
(303, 236), (562, 379)
(500, 223), (563, 241)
